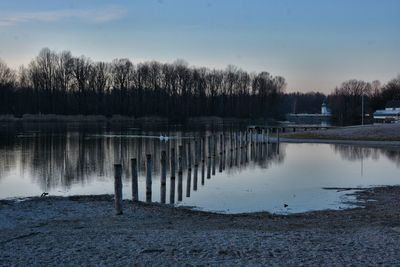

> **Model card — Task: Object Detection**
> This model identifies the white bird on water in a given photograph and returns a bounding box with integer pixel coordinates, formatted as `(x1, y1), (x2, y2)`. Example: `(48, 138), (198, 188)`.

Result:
(159, 134), (169, 141)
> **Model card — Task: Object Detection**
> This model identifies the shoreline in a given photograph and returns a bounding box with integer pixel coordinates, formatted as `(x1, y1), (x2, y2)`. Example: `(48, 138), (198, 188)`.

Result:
(280, 123), (400, 147)
(279, 137), (400, 148)
(2, 186), (400, 265)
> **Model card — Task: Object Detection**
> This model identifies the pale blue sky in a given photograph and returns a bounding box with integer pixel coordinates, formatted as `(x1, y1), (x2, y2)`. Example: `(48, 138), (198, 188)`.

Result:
(0, 0), (399, 92)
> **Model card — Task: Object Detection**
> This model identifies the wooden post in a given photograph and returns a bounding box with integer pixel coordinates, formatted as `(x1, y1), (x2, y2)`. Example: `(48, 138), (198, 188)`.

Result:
(114, 164), (123, 215)
(223, 134), (226, 154)
(262, 129), (265, 144)
(244, 142), (247, 163)
(276, 137), (280, 155)
(170, 148), (176, 204)
(235, 132), (238, 150)
(178, 145), (183, 201)
(230, 146), (233, 167)
(277, 128), (280, 143)
(178, 145), (183, 171)
(201, 161), (205, 185)
(219, 134), (223, 155)
(250, 130), (254, 147)
(194, 140), (199, 167)
(202, 137), (206, 162)
(254, 131), (258, 161)
(186, 168), (191, 197)
(232, 132), (236, 150)
(251, 131), (254, 161)
(131, 158), (138, 201)
(160, 151), (166, 204)
(161, 151), (166, 185)
(219, 152), (223, 173)
(230, 132), (233, 151)
(239, 131), (242, 149)
(193, 165), (198, 191)
(235, 144), (238, 166)
(213, 135), (217, 157)
(146, 154), (152, 202)
(240, 144), (244, 164)
(212, 155), (216, 175)
(170, 148), (175, 178)
(208, 136), (212, 158)
(187, 141), (192, 171)
(207, 157), (211, 179)
(222, 151), (226, 170)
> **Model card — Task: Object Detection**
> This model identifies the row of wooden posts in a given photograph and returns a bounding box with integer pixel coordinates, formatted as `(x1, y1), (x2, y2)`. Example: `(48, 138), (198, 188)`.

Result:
(113, 128), (281, 215)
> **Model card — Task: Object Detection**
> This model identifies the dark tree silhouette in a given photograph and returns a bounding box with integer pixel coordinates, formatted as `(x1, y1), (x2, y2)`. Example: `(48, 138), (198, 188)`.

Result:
(0, 48), (288, 121)
(2, 48), (397, 124)
(282, 92), (326, 114)
(328, 80), (372, 125)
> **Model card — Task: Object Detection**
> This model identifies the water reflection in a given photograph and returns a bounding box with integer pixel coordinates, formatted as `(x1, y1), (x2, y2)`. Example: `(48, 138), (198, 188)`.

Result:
(0, 127), (282, 195)
(1, 124), (400, 213)
(331, 144), (400, 166)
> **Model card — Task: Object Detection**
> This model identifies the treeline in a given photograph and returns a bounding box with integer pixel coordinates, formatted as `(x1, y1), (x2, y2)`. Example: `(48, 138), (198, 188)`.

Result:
(286, 78), (400, 125)
(0, 48), (286, 121)
(328, 77), (400, 125)
(1, 48), (398, 124)
(282, 92), (326, 114)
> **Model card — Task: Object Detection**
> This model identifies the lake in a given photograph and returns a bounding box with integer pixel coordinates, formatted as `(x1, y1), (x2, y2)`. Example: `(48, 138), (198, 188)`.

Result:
(0, 122), (399, 214)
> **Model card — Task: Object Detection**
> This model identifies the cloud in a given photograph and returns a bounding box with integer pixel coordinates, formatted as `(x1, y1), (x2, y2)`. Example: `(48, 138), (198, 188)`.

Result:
(0, 6), (126, 26)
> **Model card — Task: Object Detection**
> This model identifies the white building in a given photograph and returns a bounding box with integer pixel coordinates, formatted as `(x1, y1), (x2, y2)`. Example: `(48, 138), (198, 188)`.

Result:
(321, 101), (330, 115)
(373, 101), (400, 122)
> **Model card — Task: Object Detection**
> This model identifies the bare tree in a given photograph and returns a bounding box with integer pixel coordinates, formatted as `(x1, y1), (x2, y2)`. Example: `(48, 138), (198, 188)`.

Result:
(18, 65), (31, 88)
(55, 51), (74, 93)
(1, 47), (295, 120)
(0, 59), (16, 86)
(329, 80), (372, 125)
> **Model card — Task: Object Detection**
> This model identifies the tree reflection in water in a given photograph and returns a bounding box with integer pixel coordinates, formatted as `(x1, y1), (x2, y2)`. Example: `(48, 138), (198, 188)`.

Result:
(331, 144), (400, 166)
(0, 123), (284, 194)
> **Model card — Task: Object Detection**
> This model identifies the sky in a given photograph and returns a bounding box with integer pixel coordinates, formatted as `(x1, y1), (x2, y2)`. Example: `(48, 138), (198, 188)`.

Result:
(0, 0), (399, 93)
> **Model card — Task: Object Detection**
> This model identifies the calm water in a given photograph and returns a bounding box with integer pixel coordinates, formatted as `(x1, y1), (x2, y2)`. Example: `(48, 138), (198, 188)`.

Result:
(0, 122), (399, 214)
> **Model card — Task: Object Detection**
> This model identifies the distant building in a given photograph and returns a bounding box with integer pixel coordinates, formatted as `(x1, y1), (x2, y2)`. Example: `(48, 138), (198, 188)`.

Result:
(286, 101), (331, 125)
(373, 100), (400, 123)
(321, 101), (331, 115)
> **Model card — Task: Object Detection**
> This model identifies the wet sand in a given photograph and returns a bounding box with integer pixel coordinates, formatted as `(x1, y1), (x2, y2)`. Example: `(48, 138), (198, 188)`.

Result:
(1, 186), (400, 266)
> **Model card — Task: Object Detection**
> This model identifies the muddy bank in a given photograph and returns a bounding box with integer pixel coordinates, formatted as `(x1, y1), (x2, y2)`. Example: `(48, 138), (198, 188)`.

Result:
(1, 186), (400, 265)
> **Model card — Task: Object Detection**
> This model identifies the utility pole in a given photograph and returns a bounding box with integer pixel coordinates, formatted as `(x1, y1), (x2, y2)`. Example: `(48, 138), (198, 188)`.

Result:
(361, 92), (364, 125)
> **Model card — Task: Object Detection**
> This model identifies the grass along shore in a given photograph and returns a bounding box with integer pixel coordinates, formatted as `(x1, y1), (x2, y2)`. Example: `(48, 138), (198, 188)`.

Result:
(1, 186), (400, 265)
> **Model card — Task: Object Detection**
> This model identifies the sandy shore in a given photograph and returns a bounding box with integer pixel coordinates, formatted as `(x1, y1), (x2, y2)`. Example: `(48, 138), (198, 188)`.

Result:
(1, 186), (400, 266)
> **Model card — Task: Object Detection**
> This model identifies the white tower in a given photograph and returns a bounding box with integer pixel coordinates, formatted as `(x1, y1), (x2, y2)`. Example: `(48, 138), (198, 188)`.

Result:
(321, 101), (329, 115)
